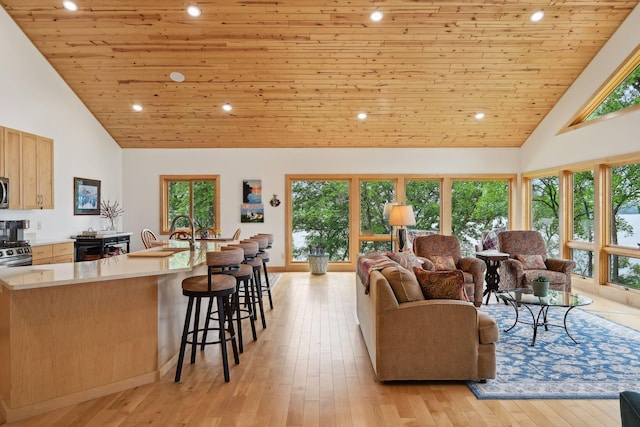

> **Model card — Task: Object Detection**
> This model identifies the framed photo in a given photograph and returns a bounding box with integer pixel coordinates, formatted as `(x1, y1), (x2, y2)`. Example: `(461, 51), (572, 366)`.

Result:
(242, 179), (262, 204)
(74, 177), (101, 215)
(241, 203), (264, 223)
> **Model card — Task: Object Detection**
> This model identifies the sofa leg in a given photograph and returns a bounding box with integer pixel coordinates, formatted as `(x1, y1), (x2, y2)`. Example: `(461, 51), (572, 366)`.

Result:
(474, 302), (482, 308)
(478, 379), (487, 383)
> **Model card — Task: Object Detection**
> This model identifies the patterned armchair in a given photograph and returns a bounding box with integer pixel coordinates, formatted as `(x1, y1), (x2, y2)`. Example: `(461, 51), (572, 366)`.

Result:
(413, 234), (486, 307)
(498, 230), (575, 292)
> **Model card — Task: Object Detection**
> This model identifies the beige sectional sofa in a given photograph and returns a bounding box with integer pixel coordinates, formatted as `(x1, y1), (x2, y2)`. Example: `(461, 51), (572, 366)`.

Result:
(356, 269), (498, 382)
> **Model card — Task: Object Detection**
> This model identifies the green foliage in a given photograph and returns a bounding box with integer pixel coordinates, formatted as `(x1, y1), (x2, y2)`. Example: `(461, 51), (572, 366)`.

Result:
(292, 180), (350, 262)
(168, 180), (215, 229)
(451, 180), (509, 255)
(587, 64), (640, 120)
(533, 274), (549, 282)
(360, 180), (395, 234)
(406, 180), (440, 231)
(531, 176), (560, 257)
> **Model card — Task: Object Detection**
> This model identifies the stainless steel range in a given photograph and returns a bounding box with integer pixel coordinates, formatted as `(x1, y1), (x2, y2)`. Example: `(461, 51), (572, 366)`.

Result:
(0, 220), (32, 267)
(0, 240), (32, 267)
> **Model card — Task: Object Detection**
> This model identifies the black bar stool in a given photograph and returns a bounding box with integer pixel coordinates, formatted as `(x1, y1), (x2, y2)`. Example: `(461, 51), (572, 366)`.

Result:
(211, 246), (258, 353)
(250, 235), (273, 310)
(174, 249), (242, 383)
(236, 240), (268, 329)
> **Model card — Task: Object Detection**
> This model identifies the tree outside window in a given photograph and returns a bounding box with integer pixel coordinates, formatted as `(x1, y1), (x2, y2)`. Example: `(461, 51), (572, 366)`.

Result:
(572, 170), (595, 277)
(609, 163), (640, 288)
(531, 176), (560, 257)
(406, 180), (441, 232)
(161, 176), (217, 233)
(291, 179), (350, 262)
(451, 180), (509, 256)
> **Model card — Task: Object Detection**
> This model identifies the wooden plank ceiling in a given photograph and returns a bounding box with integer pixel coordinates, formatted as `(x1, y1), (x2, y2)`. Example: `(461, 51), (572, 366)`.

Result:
(2, 1), (637, 149)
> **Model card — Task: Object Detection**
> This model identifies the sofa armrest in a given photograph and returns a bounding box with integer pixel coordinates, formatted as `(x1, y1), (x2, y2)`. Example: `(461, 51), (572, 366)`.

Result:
(478, 312), (499, 344)
(499, 258), (524, 290)
(458, 257), (486, 306)
(545, 257), (576, 274)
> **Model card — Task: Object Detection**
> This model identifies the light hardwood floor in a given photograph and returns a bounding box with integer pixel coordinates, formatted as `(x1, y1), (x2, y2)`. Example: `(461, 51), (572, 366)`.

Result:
(2, 272), (639, 427)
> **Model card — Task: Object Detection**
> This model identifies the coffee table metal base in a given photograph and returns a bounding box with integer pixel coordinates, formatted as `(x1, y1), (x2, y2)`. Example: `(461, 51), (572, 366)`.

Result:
(501, 298), (581, 346)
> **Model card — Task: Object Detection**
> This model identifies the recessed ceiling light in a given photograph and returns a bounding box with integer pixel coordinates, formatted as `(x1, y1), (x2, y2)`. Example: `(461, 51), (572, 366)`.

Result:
(357, 112), (368, 120)
(370, 11), (383, 22)
(530, 10), (544, 22)
(169, 71), (185, 83)
(222, 103), (232, 112)
(63, 1), (78, 11)
(186, 5), (201, 17)
(132, 104), (143, 112)
(475, 112), (485, 120)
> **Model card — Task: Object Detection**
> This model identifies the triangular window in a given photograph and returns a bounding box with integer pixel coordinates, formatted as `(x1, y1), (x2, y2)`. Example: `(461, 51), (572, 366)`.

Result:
(567, 46), (640, 127)
(586, 62), (640, 121)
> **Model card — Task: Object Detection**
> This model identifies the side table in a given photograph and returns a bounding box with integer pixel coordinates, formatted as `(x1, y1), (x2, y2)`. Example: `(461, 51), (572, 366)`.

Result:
(475, 250), (509, 304)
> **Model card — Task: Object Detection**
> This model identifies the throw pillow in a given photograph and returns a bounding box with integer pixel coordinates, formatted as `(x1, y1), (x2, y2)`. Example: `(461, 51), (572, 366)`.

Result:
(516, 254), (547, 270)
(381, 265), (425, 303)
(429, 255), (457, 271)
(413, 267), (467, 301)
(386, 251), (423, 270)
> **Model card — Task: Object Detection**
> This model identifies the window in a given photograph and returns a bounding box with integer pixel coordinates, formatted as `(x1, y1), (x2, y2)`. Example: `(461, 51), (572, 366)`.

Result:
(160, 175), (219, 233)
(586, 62), (640, 121)
(451, 179), (509, 256)
(530, 176), (560, 257)
(359, 179), (396, 254)
(405, 179), (441, 232)
(290, 179), (351, 262)
(570, 170), (595, 277)
(568, 46), (640, 127)
(607, 162), (640, 288)
(609, 163), (640, 248)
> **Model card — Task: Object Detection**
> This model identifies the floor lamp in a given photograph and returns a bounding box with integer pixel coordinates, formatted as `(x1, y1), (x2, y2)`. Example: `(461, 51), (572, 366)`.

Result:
(383, 202), (398, 251)
(388, 204), (416, 252)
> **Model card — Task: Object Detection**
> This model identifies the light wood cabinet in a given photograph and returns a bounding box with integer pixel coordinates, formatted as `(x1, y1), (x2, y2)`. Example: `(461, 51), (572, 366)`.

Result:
(2, 127), (23, 209)
(0, 126), (54, 209)
(32, 242), (74, 265)
(21, 132), (54, 209)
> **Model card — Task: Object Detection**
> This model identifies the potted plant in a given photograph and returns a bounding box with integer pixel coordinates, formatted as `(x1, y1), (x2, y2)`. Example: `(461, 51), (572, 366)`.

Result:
(531, 273), (550, 297)
(308, 243), (329, 274)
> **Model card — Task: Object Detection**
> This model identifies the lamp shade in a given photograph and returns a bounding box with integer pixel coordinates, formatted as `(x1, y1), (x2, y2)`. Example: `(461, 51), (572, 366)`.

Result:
(388, 205), (416, 226)
(382, 202), (398, 220)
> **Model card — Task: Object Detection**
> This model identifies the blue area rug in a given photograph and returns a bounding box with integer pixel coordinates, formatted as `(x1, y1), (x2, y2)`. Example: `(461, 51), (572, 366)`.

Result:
(467, 303), (640, 399)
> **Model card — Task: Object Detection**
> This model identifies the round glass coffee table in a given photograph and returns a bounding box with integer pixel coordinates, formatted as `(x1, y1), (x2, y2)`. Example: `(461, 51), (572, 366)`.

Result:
(497, 289), (593, 346)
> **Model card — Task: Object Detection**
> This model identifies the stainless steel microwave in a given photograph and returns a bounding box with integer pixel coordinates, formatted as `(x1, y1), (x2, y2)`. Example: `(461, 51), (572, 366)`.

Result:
(0, 177), (9, 209)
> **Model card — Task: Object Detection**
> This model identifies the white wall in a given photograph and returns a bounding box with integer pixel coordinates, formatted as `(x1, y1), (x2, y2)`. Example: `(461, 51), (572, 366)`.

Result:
(521, 3), (640, 171)
(123, 147), (519, 264)
(0, 8), (123, 241)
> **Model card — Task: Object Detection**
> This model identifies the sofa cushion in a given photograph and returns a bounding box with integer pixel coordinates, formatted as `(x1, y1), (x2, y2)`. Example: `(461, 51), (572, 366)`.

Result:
(413, 267), (467, 301)
(517, 254), (547, 270)
(381, 265), (425, 303)
(386, 251), (423, 270)
(429, 255), (457, 271)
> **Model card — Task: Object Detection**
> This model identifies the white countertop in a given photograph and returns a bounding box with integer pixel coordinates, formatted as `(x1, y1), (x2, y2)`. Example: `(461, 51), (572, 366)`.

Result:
(0, 240), (229, 291)
(29, 238), (76, 246)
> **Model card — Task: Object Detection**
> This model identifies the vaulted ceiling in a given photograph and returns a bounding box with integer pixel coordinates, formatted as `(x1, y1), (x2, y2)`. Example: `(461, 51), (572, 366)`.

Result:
(2, 1), (637, 148)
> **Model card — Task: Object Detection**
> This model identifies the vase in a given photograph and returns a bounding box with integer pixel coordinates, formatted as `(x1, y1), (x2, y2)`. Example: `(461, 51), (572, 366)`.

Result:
(532, 280), (549, 297)
(308, 254), (329, 275)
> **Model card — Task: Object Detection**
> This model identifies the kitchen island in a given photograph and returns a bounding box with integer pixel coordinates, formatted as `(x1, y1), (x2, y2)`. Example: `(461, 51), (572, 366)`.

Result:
(0, 240), (225, 423)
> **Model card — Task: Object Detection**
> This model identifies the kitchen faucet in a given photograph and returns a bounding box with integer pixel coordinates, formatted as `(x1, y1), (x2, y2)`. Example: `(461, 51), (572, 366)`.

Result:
(170, 214), (196, 249)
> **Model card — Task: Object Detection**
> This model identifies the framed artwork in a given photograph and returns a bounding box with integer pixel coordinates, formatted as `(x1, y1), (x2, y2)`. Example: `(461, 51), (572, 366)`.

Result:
(241, 203), (264, 223)
(74, 177), (101, 215)
(242, 179), (262, 203)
